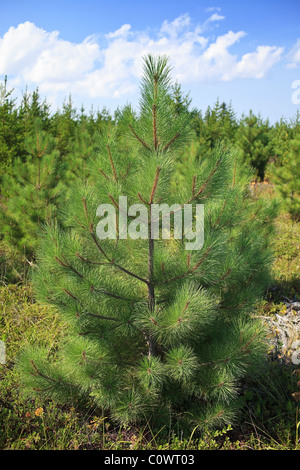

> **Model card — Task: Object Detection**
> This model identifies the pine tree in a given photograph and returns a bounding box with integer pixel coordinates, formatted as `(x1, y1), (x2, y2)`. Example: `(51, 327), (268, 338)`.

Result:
(65, 107), (119, 186)
(52, 95), (77, 159)
(236, 110), (270, 181)
(0, 77), (25, 175)
(17, 56), (276, 432)
(19, 87), (52, 136)
(0, 119), (64, 258)
(194, 99), (238, 160)
(65, 123), (97, 186)
(266, 137), (300, 220)
(266, 118), (292, 174)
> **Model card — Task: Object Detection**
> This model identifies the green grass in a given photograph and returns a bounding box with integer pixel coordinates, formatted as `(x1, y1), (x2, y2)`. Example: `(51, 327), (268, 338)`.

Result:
(0, 191), (299, 450)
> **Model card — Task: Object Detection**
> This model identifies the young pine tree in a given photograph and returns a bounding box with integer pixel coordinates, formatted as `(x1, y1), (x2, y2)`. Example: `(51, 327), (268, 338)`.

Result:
(0, 120), (64, 258)
(236, 111), (270, 181)
(17, 56), (276, 431)
(64, 124), (97, 186)
(0, 77), (25, 176)
(266, 137), (300, 220)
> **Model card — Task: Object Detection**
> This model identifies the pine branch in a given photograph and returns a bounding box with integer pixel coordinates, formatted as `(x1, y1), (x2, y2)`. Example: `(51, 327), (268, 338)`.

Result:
(153, 104), (158, 150)
(82, 196), (93, 232)
(185, 158), (222, 204)
(163, 132), (180, 152)
(63, 282), (134, 305)
(90, 226), (149, 285)
(151, 163), (216, 226)
(85, 312), (120, 323)
(75, 252), (111, 265)
(161, 246), (212, 285)
(33, 384), (57, 393)
(120, 162), (132, 182)
(99, 168), (110, 181)
(40, 170), (52, 190)
(129, 124), (151, 150)
(209, 268), (232, 286)
(212, 200), (227, 229)
(90, 285), (135, 301)
(192, 176), (196, 196)
(107, 194), (119, 209)
(137, 192), (149, 205)
(149, 166), (161, 204)
(106, 144), (118, 183)
(30, 359), (57, 383)
(55, 256), (84, 279)
(177, 300), (190, 323)
(63, 288), (80, 301)
(239, 329), (260, 354)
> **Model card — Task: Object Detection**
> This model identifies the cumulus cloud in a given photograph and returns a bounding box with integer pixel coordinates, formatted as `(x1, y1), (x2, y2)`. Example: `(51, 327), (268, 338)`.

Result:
(287, 39), (300, 68)
(0, 14), (284, 103)
(205, 13), (225, 23)
(228, 45), (284, 79)
(160, 13), (192, 37)
(0, 22), (59, 75)
(0, 21), (101, 93)
(105, 24), (132, 40)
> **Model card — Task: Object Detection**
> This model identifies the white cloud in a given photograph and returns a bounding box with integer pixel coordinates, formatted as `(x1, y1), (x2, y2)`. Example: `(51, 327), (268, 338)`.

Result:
(26, 38), (101, 83)
(205, 7), (222, 13)
(228, 45), (284, 79)
(105, 24), (131, 39)
(0, 21), (101, 95)
(205, 13), (225, 23)
(204, 30), (246, 60)
(287, 39), (300, 68)
(0, 22), (59, 75)
(160, 13), (192, 37)
(0, 15), (284, 104)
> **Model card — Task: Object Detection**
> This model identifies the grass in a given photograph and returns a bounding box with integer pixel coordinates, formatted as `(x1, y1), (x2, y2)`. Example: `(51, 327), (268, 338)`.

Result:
(0, 186), (299, 450)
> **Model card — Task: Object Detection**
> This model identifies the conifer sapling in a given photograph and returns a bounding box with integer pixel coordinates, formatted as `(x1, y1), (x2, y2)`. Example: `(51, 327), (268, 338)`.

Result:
(17, 55), (276, 431)
(0, 119), (64, 258)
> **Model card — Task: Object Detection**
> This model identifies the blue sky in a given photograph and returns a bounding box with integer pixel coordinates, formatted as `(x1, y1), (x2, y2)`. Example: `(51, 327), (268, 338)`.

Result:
(1, 0), (300, 122)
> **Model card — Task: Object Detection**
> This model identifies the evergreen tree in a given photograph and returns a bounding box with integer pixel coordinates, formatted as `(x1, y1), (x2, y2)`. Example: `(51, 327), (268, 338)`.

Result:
(236, 110), (270, 181)
(19, 87), (52, 136)
(194, 99), (238, 159)
(266, 118), (292, 175)
(0, 77), (24, 175)
(266, 137), (300, 220)
(65, 122), (97, 186)
(52, 95), (78, 158)
(17, 56), (276, 432)
(0, 120), (64, 258)
(171, 81), (192, 116)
